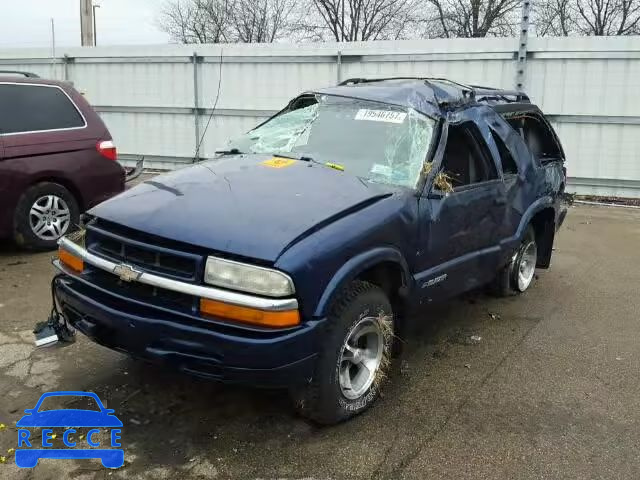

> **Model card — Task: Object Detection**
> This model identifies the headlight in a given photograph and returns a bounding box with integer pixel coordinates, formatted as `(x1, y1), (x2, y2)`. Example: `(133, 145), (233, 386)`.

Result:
(204, 257), (295, 297)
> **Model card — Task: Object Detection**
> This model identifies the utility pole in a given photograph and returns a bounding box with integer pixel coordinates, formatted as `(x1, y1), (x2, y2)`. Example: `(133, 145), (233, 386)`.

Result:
(79, 0), (94, 47)
(50, 18), (56, 79)
(50, 18), (56, 59)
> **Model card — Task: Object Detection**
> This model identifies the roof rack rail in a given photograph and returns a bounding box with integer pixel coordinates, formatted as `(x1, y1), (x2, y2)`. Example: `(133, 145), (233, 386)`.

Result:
(338, 78), (366, 85)
(338, 77), (431, 86)
(0, 70), (40, 78)
(469, 84), (530, 103)
(336, 77), (530, 104)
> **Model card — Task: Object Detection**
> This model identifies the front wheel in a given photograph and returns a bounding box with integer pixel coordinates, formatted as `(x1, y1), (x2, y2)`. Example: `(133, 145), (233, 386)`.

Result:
(291, 281), (394, 424)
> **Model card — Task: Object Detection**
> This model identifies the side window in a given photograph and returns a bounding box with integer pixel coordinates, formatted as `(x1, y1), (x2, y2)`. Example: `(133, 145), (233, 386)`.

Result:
(505, 114), (561, 161)
(439, 123), (498, 189)
(0, 83), (85, 135)
(489, 128), (518, 175)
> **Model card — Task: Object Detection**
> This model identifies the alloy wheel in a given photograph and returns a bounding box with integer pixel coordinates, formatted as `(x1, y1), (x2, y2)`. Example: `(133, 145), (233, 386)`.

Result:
(338, 316), (385, 400)
(29, 195), (71, 241)
(516, 240), (537, 291)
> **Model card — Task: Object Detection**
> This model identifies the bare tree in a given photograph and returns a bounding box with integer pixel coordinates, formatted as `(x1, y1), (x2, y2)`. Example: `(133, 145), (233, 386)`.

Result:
(576, 0), (640, 34)
(535, 0), (640, 35)
(422, 0), (522, 37)
(534, 0), (574, 35)
(158, 0), (231, 43)
(158, 0), (297, 43)
(307, 0), (419, 41)
(231, 0), (297, 42)
(159, 0), (640, 42)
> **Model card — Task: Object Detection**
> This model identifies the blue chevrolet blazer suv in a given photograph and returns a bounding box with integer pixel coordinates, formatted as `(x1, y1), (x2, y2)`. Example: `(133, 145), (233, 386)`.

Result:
(52, 78), (567, 424)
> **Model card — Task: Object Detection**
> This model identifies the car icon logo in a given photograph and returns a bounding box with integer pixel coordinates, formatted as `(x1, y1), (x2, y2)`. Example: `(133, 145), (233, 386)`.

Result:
(15, 391), (124, 469)
(113, 263), (142, 282)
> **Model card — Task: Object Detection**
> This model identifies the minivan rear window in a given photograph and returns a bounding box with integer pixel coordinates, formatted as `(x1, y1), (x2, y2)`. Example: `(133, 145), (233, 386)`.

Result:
(0, 83), (85, 135)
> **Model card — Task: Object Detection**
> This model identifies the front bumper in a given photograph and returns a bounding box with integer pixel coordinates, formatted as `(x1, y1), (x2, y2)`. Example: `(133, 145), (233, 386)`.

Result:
(53, 270), (323, 388)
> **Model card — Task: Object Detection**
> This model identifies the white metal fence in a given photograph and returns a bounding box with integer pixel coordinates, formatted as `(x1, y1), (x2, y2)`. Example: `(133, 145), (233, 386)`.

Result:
(1, 36), (639, 197)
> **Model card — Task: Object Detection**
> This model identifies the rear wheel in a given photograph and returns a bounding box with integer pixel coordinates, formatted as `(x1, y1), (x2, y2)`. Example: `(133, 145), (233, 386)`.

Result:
(13, 182), (80, 250)
(291, 281), (394, 424)
(513, 231), (537, 292)
(494, 226), (537, 295)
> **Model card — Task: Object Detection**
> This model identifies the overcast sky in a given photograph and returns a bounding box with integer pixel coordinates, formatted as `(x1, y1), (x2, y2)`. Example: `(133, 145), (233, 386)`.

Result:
(0, 0), (170, 49)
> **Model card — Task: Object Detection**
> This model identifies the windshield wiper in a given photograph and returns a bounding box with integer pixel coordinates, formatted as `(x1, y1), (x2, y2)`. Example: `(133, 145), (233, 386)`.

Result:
(270, 152), (315, 162)
(215, 148), (244, 155)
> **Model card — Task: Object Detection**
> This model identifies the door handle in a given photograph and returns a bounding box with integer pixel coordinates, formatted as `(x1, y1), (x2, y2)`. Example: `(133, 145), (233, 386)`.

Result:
(494, 196), (507, 205)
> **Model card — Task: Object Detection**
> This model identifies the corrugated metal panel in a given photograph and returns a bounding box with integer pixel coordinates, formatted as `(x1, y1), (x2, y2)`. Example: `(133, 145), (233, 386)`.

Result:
(100, 112), (195, 158)
(551, 121), (640, 196)
(72, 61), (194, 107)
(198, 60), (338, 111)
(2, 37), (639, 197)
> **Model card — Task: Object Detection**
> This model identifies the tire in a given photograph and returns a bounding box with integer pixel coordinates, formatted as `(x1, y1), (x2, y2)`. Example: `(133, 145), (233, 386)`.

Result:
(13, 182), (80, 250)
(291, 281), (394, 425)
(493, 225), (538, 296)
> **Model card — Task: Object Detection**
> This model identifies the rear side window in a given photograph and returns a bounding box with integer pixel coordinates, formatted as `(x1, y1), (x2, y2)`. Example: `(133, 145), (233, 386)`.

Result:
(489, 129), (518, 175)
(503, 113), (562, 161)
(0, 83), (85, 134)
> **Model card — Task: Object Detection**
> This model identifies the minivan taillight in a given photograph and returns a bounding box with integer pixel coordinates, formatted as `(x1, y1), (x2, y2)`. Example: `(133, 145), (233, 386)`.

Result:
(97, 140), (117, 161)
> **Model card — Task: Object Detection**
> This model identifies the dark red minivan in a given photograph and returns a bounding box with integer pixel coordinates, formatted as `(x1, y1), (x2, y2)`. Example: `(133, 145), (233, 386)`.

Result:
(0, 73), (125, 249)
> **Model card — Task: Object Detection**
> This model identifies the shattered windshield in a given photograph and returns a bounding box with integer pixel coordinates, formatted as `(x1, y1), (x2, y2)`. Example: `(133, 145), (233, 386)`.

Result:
(227, 95), (436, 189)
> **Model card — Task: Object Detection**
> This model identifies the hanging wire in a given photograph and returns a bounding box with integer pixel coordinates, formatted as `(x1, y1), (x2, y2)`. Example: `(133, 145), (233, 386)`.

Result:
(194, 47), (223, 161)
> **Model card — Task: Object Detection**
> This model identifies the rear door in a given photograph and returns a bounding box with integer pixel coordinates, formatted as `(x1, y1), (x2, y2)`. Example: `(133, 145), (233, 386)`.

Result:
(0, 82), (92, 160)
(484, 110), (526, 241)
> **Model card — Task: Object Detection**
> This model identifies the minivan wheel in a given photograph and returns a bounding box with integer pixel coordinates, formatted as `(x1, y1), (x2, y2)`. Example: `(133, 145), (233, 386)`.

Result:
(291, 281), (394, 425)
(14, 182), (80, 250)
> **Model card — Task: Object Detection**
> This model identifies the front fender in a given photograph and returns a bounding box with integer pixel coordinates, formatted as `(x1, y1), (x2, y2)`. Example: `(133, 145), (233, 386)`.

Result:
(313, 247), (412, 318)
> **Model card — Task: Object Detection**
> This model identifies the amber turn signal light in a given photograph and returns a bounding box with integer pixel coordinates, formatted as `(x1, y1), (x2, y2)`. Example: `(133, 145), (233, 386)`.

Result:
(58, 248), (84, 273)
(199, 298), (300, 328)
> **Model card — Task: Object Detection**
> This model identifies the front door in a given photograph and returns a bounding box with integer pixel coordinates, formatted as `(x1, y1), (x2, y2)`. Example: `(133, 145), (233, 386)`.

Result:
(416, 118), (506, 302)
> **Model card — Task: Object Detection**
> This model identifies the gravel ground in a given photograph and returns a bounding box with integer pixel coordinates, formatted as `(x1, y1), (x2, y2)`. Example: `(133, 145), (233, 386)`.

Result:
(0, 203), (639, 479)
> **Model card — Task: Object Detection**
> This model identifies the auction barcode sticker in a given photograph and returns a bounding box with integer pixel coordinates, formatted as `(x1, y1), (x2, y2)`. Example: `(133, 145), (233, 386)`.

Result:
(355, 109), (407, 124)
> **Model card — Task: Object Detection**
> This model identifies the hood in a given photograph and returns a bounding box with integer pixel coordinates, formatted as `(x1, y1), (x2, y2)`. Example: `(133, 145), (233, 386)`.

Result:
(90, 154), (395, 262)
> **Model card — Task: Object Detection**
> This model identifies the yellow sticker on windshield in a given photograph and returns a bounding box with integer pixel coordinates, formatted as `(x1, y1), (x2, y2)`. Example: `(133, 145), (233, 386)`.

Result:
(262, 158), (296, 168)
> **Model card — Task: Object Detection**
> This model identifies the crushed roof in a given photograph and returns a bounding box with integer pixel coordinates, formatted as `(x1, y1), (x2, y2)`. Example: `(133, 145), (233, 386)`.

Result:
(311, 78), (529, 118)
